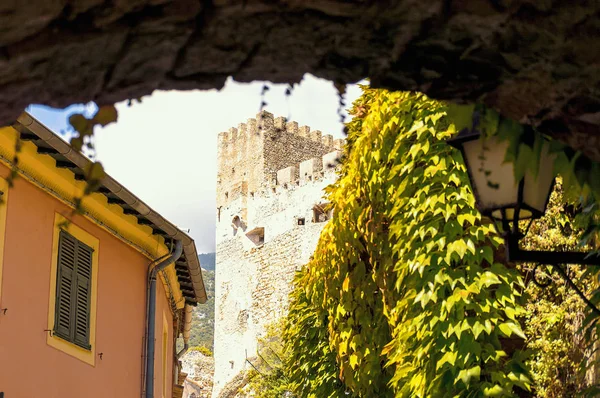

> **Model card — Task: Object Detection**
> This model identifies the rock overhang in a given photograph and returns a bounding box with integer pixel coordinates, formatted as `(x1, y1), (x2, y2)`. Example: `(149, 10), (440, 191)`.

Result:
(1, 0), (599, 160)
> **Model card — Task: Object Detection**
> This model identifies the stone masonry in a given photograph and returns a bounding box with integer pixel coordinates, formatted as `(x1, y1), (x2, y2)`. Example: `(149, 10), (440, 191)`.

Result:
(212, 111), (342, 397)
(1, 2), (600, 161)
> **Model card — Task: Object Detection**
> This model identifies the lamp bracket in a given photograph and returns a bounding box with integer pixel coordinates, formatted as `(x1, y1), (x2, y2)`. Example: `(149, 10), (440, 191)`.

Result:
(504, 234), (600, 266)
(504, 233), (600, 318)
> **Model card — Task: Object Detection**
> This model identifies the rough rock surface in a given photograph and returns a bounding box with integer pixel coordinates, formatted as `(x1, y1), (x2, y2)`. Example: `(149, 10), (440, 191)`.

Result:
(1, 1), (599, 159)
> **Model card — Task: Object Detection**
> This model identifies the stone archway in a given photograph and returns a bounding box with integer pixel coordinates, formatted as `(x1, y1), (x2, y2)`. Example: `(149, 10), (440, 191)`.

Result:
(1, 1), (599, 159)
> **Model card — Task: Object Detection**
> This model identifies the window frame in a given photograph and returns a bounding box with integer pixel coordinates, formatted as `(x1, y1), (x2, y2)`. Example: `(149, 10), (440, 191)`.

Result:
(53, 230), (94, 349)
(47, 213), (99, 366)
(0, 176), (8, 306)
(312, 203), (333, 223)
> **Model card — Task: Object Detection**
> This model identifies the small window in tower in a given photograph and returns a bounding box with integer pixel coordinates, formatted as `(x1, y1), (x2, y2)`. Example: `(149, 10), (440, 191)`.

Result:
(245, 227), (265, 246)
(232, 215), (245, 236)
(225, 192), (229, 200)
(232, 167), (235, 174)
(313, 203), (333, 223)
(297, 217), (305, 226)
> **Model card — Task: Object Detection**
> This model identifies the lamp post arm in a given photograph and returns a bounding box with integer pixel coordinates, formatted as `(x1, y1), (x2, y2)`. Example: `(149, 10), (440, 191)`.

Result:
(505, 236), (600, 266)
(504, 235), (600, 318)
(551, 263), (600, 318)
(508, 248), (600, 266)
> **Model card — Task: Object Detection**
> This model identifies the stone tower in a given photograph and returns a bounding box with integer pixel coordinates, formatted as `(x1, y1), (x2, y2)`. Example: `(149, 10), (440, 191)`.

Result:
(212, 111), (343, 397)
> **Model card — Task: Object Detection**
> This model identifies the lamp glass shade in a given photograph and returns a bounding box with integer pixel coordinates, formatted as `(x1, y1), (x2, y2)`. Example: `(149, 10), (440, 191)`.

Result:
(458, 134), (556, 222)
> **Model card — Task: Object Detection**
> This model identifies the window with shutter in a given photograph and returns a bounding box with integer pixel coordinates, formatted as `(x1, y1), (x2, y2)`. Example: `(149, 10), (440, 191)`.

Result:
(54, 230), (93, 350)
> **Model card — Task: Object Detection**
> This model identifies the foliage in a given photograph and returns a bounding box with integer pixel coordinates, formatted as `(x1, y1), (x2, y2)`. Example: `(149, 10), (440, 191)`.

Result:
(447, 103), (600, 251)
(189, 267), (215, 350)
(521, 179), (594, 397)
(189, 345), (213, 357)
(284, 88), (531, 397)
(448, 102), (600, 390)
(447, 103), (599, 198)
(68, 105), (118, 153)
(283, 269), (349, 397)
(244, 322), (296, 398)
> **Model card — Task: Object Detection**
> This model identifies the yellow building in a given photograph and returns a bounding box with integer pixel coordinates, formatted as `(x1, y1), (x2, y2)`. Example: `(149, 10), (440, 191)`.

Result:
(0, 113), (206, 398)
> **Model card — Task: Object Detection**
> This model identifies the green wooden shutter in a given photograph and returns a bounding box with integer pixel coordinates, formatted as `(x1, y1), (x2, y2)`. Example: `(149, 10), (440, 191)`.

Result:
(54, 231), (93, 349)
(73, 241), (92, 349)
(54, 232), (76, 341)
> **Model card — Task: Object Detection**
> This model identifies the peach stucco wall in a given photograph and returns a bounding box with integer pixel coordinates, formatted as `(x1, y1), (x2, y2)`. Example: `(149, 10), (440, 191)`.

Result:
(0, 164), (174, 398)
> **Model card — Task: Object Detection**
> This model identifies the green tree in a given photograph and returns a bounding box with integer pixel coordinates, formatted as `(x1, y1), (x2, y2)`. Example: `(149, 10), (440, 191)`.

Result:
(188, 268), (215, 350)
(521, 179), (593, 397)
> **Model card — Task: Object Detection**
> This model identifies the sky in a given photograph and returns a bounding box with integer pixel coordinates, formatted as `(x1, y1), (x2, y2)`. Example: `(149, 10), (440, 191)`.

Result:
(28, 74), (364, 253)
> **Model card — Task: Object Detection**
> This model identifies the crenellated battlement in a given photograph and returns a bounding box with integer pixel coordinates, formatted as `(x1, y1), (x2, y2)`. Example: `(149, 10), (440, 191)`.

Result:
(217, 111), (344, 149)
(275, 150), (342, 188)
(217, 111), (345, 208)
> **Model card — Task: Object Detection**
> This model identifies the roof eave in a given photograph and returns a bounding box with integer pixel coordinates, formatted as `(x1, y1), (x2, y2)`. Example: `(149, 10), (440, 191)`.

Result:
(15, 112), (207, 304)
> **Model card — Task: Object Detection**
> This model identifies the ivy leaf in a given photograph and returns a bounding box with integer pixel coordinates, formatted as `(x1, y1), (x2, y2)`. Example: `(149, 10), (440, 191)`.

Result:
(478, 271), (501, 288)
(446, 103), (475, 134)
(473, 321), (485, 339)
(480, 246), (494, 264)
(514, 143), (533, 183)
(504, 306), (516, 321)
(69, 114), (91, 135)
(498, 322), (525, 339)
(457, 365), (481, 385)
(85, 161), (105, 181)
(70, 136), (84, 152)
(342, 276), (350, 292)
(436, 351), (457, 370)
(484, 385), (506, 396)
(93, 105), (118, 127)
(349, 354), (359, 369)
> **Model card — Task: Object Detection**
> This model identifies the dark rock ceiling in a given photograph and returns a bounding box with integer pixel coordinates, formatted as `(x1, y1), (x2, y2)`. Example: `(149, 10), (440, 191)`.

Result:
(1, 0), (599, 160)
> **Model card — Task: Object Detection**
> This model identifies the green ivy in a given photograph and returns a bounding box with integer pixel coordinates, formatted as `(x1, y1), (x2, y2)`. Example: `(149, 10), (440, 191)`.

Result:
(448, 102), (600, 392)
(284, 268), (351, 398)
(244, 321), (296, 398)
(447, 103), (600, 252)
(284, 88), (531, 397)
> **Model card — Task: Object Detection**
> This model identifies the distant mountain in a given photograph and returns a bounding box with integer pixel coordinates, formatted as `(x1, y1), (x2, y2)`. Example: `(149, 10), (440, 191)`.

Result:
(198, 252), (216, 271)
(189, 268), (215, 350)
(190, 253), (216, 350)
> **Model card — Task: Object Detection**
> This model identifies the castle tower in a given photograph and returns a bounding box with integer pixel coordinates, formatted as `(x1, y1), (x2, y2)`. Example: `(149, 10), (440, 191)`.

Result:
(216, 111), (344, 207)
(212, 112), (344, 397)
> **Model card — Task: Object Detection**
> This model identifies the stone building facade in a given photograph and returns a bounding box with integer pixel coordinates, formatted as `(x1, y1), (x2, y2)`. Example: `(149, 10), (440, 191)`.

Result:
(212, 111), (343, 397)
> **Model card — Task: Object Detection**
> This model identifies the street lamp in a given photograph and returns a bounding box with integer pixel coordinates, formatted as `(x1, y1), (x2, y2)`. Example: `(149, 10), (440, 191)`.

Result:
(448, 127), (600, 314)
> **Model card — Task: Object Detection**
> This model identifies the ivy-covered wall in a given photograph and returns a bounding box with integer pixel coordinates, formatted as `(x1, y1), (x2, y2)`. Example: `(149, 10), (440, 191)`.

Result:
(282, 89), (531, 397)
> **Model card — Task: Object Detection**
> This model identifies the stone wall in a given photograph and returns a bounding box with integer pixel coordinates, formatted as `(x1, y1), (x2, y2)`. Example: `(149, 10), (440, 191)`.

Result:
(216, 111), (342, 207)
(2, 1), (600, 162)
(262, 116), (343, 184)
(181, 350), (214, 398)
(212, 113), (342, 397)
(217, 116), (264, 207)
(2, 1), (599, 161)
